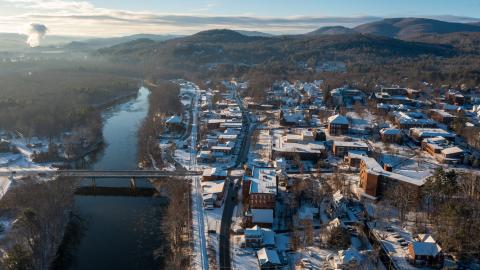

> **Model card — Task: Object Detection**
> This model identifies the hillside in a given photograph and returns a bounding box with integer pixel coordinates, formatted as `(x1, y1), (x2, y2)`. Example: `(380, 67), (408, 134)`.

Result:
(99, 29), (457, 74)
(234, 30), (273, 37)
(307, 26), (357, 36)
(354, 18), (480, 39)
(412, 32), (480, 53)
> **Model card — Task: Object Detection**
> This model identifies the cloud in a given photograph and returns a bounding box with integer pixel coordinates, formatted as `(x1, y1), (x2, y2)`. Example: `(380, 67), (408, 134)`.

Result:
(26, 22), (48, 47)
(0, 0), (479, 37)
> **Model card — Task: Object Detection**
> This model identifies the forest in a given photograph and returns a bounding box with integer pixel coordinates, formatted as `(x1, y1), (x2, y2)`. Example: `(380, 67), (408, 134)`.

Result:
(0, 59), (140, 138)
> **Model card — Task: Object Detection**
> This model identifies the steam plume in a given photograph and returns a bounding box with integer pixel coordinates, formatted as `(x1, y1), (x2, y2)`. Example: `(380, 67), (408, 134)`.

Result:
(26, 23), (48, 47)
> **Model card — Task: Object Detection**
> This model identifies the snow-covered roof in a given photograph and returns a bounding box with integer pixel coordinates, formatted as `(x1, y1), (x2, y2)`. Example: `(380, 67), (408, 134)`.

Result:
(334, 141), (369, 148)
(251, 209), (273, 224)
(249, 167), (277, 195)
(328, 114), (349, 125)
(380, 128), (401, 135)
(431, 109), (454, 118)
(410, 128), (454, 138)
(410, 242), (441, 256)
(257, 248), (281, 266)
(417, 234), (436, 243)
(441, 146), (463, 155)
(166, 115), (182, 124)
(202, 167), (227, 177)
(360, 156), (429, 186)
(262, 229), (275, 246)
(245, 225), (262, 237)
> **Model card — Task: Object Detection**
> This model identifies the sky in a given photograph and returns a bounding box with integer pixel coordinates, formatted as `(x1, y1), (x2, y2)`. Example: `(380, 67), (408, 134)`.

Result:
(0, 0), (479, 37)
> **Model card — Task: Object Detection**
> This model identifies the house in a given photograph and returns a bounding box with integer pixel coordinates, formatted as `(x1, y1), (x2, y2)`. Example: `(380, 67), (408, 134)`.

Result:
(410, 128), (455, 142)
(211, 145), (233, 155)
(257, 248), (282, 270)
(202, 193), (216, 208)
(202, 180), (226, 207)
(165, 115), (183, 132)
(422, 137), (447, 156)
(197, 150), (213, 162)
(430, 109), (455, 125)
(332, 141), (369, 157)
(440, 146), (464, 164)
(244, 209), (274, 227)
(202, 167), (227, 181)
(328, 115), (349, 135)
(331, 248), (363, 270)
(244, 225), (276, 248)
(446, 90), (465, 105)
(407, 241), (443, 267)
(380, 128), (402, 143)
(207, 119), (225, 129)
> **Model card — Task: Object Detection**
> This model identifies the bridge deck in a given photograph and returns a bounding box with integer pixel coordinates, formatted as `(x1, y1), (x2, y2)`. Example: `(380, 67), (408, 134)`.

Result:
(0, 169), (201, 178)
(57, 170), (201, 178)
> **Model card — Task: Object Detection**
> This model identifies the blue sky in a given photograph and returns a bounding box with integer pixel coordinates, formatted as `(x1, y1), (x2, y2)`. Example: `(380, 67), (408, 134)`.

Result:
(0, 0), (479, 37)
(89, 0), (480, 18)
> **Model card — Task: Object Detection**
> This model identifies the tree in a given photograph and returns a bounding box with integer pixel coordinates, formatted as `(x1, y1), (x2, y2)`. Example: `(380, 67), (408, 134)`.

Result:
(4, 244), (33, 270)
(384, 184), (420, 224)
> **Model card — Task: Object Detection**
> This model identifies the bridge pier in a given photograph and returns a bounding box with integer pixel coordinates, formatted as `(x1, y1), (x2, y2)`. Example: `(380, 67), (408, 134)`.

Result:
(92, 177), (96, 192)
(130, 177), (136, 191)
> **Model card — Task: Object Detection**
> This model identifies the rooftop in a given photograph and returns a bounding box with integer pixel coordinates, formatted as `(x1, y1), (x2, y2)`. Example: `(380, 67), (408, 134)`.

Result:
(249, 167), (277, 195)
(334, 141), (369, 148)
(328, 114), (349, 125)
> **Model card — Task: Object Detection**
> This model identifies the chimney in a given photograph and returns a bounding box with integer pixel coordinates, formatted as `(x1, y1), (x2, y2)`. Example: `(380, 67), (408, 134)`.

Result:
(384, 164), (392, 172)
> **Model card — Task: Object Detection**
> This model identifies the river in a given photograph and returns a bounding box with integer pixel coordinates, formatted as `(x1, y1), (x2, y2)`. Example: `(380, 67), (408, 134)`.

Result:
(54, 87), (166, 270)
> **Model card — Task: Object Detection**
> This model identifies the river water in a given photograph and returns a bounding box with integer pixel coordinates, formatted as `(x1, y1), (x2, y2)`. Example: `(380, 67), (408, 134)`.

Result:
(55, 87), (166, 270)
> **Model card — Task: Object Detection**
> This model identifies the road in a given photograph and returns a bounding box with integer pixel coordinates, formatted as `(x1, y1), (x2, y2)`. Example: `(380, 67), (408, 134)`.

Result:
(219, 85), (254, 270)
(219, 179), (237, 269)
(186, 83), (209, 270)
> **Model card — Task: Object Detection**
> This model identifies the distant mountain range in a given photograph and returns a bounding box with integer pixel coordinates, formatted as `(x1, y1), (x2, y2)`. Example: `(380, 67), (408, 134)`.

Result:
(306, 18), (480, 39)
(2, 17), (480, 53)
(353, 18), (480, 39)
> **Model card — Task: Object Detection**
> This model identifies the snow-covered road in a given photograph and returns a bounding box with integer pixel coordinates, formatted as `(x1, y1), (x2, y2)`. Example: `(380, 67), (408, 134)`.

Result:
(183, 82), (209, 270)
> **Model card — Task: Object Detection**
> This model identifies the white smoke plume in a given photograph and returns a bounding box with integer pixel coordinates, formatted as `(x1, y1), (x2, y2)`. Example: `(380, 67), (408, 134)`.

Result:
(26, 23), (48, 47)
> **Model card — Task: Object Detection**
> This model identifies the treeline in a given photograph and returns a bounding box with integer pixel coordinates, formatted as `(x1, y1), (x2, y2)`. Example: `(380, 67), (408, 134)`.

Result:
(153, 179), (191, 269)
(137, 81), (182, 168)
(0, 65), (139, 138)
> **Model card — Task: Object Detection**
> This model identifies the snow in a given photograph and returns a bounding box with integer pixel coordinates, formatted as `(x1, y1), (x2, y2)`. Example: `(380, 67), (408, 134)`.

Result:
(172, 81), (210, 270)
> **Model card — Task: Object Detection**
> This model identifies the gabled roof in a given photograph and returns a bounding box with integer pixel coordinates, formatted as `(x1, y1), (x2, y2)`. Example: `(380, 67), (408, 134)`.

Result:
(328, 114), (349, 125)
(417, 234), (436, 243)
(410, 242), (441, 257)
(257, 248), (281, 266)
